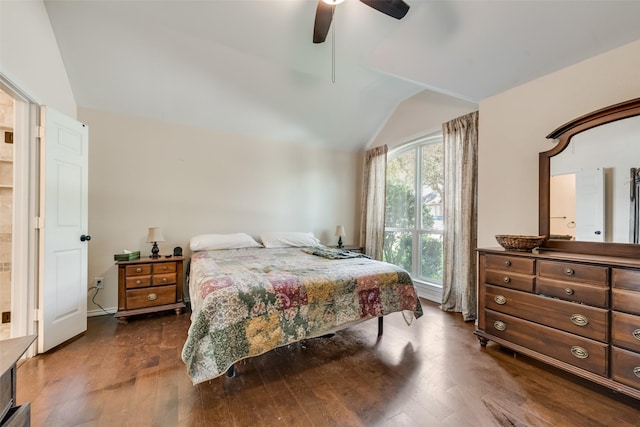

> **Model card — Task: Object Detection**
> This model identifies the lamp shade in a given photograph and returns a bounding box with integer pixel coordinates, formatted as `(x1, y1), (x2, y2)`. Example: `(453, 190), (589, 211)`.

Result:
(147, 227), (165, 243)
(335, 225), (345, 237)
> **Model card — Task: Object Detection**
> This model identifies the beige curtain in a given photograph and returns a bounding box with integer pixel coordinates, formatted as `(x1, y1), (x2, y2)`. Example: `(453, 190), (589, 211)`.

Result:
(360, 145), (388, 260)
(441, 111), (479, 321)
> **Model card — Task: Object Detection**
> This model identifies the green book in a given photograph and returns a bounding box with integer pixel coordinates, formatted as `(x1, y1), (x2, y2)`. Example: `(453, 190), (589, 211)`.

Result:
(114, 251), (140, 261)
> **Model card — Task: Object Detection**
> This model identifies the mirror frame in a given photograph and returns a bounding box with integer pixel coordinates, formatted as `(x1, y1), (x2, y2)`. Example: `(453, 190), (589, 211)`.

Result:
(539, 97), (640, 258)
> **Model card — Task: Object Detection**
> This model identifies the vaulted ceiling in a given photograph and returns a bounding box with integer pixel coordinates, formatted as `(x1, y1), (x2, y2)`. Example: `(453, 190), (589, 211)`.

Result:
(44, 0), (640, 151)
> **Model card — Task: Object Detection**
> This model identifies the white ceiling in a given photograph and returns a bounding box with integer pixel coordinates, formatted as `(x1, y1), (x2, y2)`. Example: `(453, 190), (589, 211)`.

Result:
(43, 0), (640, 151)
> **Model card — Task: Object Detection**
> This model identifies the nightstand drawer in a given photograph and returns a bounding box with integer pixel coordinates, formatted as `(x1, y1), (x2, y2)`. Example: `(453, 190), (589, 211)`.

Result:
(152, 272), (176, 286)
(125, 264), (152, 276)
(126, 276), (151, 289)
(126, 285), (176, 310)
(153, 262), (176, 274)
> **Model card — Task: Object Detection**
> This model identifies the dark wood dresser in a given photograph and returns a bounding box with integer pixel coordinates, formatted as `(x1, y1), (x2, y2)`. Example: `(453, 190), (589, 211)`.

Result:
(476, 248), (640, 400)
(115, 256), (185, 322)
(1, 335), (36, 426)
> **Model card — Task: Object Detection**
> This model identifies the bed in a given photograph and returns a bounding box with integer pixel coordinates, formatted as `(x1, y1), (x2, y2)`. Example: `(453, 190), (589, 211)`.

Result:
(181, 242), (423, 384)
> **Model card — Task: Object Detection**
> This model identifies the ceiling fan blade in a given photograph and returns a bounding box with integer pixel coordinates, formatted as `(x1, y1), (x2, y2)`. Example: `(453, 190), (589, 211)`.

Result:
(359, 0), (410, 20)
(313, 1), (334, 44)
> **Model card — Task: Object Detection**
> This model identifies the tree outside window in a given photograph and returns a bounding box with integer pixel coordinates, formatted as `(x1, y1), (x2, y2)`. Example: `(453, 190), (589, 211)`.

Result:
(384, 136), (444, 285)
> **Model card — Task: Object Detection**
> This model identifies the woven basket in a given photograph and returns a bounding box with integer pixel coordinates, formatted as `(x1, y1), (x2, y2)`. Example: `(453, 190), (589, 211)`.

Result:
(495, 235), (545, 252)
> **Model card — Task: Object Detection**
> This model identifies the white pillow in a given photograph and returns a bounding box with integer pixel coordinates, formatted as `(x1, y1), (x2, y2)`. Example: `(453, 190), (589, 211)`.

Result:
(260, 232), (321, 248)
(189, 233), (262, 251)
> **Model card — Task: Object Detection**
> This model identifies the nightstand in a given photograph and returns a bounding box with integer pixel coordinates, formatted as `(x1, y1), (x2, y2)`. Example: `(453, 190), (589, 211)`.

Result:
(115, 256), (185, 322)
(334, 245), (365, 253)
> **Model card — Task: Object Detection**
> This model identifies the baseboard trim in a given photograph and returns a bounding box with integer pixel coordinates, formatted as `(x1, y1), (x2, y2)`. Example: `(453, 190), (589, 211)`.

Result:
(87, 307), (117, 317)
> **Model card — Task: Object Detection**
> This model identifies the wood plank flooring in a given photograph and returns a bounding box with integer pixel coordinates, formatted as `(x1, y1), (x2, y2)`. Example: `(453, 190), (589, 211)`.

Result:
(16, 300), (640, 426)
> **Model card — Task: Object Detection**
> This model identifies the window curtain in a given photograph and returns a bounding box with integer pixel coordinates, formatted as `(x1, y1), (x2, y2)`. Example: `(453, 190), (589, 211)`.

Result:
(441, 111), (479, 321)
(360, 145), (388, 260)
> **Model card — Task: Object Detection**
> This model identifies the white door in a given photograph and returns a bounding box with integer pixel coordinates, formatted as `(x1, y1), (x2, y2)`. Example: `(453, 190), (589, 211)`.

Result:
(38, 107), (89, 353)
(575, 168), (605, 242)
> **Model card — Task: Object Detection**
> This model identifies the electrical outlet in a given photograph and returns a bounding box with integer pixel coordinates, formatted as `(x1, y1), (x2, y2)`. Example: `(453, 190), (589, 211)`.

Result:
(95, 277), (104, 289)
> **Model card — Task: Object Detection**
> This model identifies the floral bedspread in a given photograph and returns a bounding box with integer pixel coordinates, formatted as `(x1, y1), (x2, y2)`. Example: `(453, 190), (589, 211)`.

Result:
(181, 247), (423, 384)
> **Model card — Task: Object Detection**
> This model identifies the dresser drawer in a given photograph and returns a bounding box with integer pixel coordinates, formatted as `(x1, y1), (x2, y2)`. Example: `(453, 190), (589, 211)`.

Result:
(125, 276), (151, 289)
(485, 254), (535, 274)
(537, 260), (608, 285)
(612, 288), (640, 315)
(536, 277), (608, 307)
(125, 264), (152, 276)
(612, 268), (640, 292)
(1, 403), (30, 427)
(485, 270), (535, 292)
(153, 262), (176, 274)
(485, 309), (608, 376)
(485, 285), (608, 342)
(611, 346), (640, 391)
(612, 311), (640, 352)
(126, 285), (176, 310)
(0, 368), (11, 421)
(152, 272), (176, 286)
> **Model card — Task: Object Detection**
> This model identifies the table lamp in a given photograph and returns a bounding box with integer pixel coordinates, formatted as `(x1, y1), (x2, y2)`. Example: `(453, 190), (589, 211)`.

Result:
(335, 225), (345, 248)
(147, 227), (165, 258)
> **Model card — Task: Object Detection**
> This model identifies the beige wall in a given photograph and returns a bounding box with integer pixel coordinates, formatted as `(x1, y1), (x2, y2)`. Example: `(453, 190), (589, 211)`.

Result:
(478, 39), (640, 248)
(0, 0), (76, 117)
(370, 90), (478, 150)
(80, 107), (361, 312)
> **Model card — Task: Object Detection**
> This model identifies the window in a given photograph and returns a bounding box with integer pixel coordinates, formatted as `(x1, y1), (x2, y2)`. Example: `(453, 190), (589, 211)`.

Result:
(384, 134), (443, 302)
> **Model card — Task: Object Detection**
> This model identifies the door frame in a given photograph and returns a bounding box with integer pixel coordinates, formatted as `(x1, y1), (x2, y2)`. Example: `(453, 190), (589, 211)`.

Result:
(1, 72), (40, 356)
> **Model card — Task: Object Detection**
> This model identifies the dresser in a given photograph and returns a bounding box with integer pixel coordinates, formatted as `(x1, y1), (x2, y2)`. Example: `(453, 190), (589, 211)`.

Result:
(115, 256), (185, 322)
(0, 335), (36, 427)
(476, 248), (640, 400)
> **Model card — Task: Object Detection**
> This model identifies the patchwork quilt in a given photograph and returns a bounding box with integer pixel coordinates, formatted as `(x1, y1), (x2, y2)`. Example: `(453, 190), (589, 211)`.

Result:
(182, 247), (423, 384)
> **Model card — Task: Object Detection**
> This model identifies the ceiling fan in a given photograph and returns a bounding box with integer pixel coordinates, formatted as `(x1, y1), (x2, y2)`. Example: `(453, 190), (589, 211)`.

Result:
(313, 0), (410, 44)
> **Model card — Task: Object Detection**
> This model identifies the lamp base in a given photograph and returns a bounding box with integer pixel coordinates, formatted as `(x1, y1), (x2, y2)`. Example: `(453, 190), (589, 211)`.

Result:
(337, 236), (343, 249)
(150, 242), (160, 258)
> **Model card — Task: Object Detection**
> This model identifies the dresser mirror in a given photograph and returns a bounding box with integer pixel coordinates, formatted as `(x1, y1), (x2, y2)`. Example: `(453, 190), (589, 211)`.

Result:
(539, 97), (640, 257)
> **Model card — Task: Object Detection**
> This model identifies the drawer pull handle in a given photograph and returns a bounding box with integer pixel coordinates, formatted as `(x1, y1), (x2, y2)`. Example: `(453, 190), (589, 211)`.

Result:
(564, 288), (574, 295)
(147, 293), (157, 301)
(634, 367), (640, 379)
(570, 314), (589, 326)
(493, 321), (506, 331)
(504, 260), (511, 267)
(564, 268), (575, 276)
(162, 266), (168, 271)
(162, 277), (168, 283)
(136, 280), (142, 285)
(136, 267), (142, 273)
(503, 276), (511, 283)
(494, 295), (506, 305)
(633, 329), (640, 341)
(570, 346), (589, 359)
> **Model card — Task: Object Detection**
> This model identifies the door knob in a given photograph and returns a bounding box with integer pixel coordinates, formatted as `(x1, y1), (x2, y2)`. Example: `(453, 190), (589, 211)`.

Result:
(80, 234), (91, 242)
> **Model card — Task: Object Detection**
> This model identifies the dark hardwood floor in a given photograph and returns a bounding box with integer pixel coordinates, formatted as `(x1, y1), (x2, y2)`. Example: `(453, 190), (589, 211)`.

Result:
(16, 300), (640, 426)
